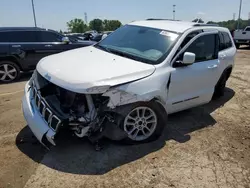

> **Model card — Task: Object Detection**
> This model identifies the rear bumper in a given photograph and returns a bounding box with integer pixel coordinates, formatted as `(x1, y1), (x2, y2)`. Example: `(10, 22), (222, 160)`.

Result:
(22, 81), (56, 147)
(234, 39), (250, 44)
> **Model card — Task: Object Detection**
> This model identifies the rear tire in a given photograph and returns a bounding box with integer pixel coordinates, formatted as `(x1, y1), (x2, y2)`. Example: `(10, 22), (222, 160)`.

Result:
(120, 101), (167, 144)
(0, 61), (20, 83)
(212, 72), (227, 99)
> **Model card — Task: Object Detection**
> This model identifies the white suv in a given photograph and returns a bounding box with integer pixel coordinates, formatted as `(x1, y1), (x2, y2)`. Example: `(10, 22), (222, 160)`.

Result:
(22, 20), (236, 147)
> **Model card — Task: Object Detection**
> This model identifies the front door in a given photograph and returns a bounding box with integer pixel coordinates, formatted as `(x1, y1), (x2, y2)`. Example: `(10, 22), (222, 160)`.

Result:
(167, 33), (221, 114)
(35, 31), (65, 58)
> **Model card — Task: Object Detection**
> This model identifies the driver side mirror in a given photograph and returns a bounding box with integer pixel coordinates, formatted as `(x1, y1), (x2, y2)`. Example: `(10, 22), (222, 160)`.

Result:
(182, 52), (196, 65)
(62, 36), (70, 44)
(174, 52), (196, 68)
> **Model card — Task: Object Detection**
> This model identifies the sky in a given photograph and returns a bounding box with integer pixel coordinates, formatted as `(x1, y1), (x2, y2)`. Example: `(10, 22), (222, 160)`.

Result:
(1, 0), (250, 31)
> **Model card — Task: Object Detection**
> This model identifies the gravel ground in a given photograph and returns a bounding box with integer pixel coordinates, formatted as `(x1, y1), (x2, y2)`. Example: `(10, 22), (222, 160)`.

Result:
(0, 50), (250, 188)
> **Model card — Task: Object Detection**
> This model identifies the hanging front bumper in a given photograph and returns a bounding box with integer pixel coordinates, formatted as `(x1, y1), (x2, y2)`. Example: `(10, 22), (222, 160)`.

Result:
(22, 81), (57, 147)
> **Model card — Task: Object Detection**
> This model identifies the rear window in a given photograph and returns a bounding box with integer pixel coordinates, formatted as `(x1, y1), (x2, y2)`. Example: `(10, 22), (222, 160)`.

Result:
(8, 31), (38, 42)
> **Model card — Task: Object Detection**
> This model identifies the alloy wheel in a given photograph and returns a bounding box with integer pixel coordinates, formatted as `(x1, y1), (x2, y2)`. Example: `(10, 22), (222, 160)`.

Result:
(124, 106), (157, 141)
(0, 64), (18, 82)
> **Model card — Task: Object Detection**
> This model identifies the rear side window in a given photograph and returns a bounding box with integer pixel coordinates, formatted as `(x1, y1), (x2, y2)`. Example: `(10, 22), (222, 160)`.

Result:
(0, 32), (9, 42)
(37, 31), (62, 42)
(245, 27), (250, 31)
(185, 34), (217, 62)
(219, 32), (233, 51)
(8, 31), (38, 42)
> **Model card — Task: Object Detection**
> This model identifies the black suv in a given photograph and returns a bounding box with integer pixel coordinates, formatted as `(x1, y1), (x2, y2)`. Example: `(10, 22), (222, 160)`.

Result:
(0, 27), (96, 82)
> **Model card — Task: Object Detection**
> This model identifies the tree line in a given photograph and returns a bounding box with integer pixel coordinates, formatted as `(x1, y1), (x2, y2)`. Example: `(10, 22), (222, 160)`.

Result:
(66, 18), (122, 33)
(192, 18), (250, 30)
(207, 19), (250, 30)
(66, 17), (250, 34)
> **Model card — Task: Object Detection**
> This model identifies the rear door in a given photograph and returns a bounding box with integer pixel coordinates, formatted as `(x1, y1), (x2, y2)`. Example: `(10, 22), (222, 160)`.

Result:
(0, 31), (10, 59)
(219, 32), (236, 69)
(167, 33), (221, 113)
(8, 30), (39, 70)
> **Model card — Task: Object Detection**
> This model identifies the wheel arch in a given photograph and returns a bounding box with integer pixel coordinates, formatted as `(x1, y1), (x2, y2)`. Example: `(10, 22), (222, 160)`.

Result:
(224, 65), (233, 80)
(151, 97), (168, 122)
(0, 56), (23, 71)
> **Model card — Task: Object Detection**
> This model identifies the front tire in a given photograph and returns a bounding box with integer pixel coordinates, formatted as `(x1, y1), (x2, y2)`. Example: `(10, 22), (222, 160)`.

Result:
(0, 61), (20, 83)
(120, 101), (167, 144)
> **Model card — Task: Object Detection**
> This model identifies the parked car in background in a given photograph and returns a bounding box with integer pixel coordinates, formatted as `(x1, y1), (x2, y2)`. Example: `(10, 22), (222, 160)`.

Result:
(22, 20), (236, 148)
(233, 26), (250, 48)
(92, 31), (113, 42)
(0, 27), (95, 82)
(65, 33), (86, 41)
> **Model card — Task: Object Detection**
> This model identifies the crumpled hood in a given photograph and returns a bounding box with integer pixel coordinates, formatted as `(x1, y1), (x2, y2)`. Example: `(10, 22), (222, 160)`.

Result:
(37, 46), (155, 93)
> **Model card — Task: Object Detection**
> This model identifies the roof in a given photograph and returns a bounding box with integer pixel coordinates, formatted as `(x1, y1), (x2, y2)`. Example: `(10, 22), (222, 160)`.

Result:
(0, 27), (46, 31)
(129, 20), (198, 33)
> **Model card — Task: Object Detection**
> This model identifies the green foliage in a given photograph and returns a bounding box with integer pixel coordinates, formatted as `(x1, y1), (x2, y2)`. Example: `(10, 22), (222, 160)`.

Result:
(207, 19), (250, 30)
(67, 18), (88, 33)
(66, 18), (122, 33)
(89, 19), (103, 32)
(103, 20), (122, 31)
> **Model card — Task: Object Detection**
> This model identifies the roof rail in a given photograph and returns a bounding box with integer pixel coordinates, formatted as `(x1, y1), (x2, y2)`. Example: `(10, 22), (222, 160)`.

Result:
(146, 18), (181, 21)
(193, 23), (219, 27)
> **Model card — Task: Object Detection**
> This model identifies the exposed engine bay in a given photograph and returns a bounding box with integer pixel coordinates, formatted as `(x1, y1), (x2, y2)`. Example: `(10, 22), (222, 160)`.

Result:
(33, 71), (128, 149)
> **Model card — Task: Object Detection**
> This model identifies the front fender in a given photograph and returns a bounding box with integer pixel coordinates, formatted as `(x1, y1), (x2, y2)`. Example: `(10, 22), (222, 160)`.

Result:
(102, 68), (172, 110)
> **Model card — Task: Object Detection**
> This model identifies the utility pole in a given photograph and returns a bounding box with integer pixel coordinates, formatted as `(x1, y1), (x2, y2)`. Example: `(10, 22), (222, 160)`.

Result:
(173, 5), (176, 20)
(84, 12), (88, 25)
(31, 0), (37, 27)
(233, 13), (236, 20)
(237, 0), (242, 29)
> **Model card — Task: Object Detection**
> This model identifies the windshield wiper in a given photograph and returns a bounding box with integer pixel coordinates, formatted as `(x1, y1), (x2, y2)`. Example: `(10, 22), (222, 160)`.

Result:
(108, 49), (148, 63)
(95, 44), (111, 53)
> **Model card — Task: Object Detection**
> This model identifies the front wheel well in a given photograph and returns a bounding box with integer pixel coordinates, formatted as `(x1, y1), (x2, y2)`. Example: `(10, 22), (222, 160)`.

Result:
(0, 56), (22, 71)
(151, 98), (168, 122)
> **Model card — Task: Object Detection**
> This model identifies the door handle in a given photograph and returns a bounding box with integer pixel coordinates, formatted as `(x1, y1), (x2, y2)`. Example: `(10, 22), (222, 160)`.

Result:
(12, 45), (21, 48)
(44, 44), (52, 47)
(208, 64), (218, 69)
(219, 54), (226, 60)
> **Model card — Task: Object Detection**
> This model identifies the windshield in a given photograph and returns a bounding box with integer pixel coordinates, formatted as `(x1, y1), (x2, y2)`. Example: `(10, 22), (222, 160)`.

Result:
(95, 25), (179, 64)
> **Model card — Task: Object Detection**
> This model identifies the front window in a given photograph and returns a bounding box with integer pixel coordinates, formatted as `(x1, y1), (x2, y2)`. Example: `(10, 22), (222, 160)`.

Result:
(95, 25), (179, 64)
(183, 34), (217, 62)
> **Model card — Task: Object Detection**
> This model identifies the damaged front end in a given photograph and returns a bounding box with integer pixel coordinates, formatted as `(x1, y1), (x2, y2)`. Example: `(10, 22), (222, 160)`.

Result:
(23, 71), (136, 148)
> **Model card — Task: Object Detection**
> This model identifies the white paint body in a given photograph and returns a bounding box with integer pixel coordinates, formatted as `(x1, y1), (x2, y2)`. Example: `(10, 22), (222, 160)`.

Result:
(37, 21), (236, 114)
(22, 20), (237, 146)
